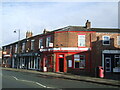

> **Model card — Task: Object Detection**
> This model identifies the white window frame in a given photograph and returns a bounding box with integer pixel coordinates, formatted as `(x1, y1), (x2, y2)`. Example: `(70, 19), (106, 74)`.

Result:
(117, 36), (120, 45)
(78, 35), (85, 47)
(114, 55), (120, 68)
(102, 36), (110, 45)
(39, 38), (43, 48)
(46, 36), (51, 47)
(4, 47), (6, 51)
(15, 44), (18, 53)
(31, 40), (35, 50)
(74, 54), (86, 69)
(10, 46), (12, 54)
(22, 42), (25, 52)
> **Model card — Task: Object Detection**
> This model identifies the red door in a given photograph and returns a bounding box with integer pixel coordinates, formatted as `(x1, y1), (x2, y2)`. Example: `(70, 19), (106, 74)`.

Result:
(56, 54), (67, 72)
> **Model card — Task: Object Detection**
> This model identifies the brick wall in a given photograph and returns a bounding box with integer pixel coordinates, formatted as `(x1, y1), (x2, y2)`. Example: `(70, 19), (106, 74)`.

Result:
(54, 31), (96, 48)
(91, 32), (120, 73)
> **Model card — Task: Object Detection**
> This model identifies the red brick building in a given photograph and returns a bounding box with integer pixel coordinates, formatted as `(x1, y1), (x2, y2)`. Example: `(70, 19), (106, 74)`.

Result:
(2, 20), (120, 76)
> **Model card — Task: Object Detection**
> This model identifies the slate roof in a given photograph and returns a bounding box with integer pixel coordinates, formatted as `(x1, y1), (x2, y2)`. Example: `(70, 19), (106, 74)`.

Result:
(54, 26), (120, 33)
(2, 26), (120, 47)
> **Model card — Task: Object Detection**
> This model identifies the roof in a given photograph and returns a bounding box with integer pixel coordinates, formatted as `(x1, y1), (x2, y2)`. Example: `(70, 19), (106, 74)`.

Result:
(53, 26), (120, 33)
(2, 26), (120, 47)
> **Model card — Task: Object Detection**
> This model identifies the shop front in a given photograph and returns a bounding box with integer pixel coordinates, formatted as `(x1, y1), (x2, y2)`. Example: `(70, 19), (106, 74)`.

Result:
(3, 54), (12, 68)
(40, 47), (91, 74)
(102, 50), (120, 73)
(18, 52), (41, 70)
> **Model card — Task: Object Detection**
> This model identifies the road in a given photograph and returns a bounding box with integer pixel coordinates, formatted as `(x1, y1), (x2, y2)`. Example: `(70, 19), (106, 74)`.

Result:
(1, 69), (119, 89)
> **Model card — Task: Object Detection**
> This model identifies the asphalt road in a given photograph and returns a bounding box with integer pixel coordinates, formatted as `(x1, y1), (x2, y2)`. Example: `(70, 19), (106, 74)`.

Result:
(1, 69), (119, 89)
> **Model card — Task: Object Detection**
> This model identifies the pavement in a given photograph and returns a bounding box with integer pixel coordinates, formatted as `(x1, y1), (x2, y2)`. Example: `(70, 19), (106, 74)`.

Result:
(1, 67), (120, 87)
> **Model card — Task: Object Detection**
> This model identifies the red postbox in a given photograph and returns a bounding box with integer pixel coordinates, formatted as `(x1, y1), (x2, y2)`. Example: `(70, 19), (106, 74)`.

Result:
(98, 66), (104, 78)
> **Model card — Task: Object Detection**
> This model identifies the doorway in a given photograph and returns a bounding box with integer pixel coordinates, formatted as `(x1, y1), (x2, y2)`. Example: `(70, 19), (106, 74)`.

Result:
(59, 58), (64, 72)
(105, 57), (111, 72)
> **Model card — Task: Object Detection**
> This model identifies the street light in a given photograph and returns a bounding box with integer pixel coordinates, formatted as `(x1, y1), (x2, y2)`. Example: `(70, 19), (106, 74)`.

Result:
(14, 29), (20, 69)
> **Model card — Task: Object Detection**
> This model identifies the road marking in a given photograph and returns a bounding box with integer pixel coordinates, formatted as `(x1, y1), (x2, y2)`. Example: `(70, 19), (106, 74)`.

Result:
(12, 76), (53, 88)
(35, 82), (47, 88)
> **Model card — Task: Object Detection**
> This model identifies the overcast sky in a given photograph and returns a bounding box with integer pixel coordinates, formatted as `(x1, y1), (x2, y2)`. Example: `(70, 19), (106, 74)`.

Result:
(0, 1), (119, 47)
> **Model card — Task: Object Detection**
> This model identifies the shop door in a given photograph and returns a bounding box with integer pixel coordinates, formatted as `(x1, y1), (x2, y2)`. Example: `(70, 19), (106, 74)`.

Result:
(59, 58), (64, 72)
(105, 57), (111, 72)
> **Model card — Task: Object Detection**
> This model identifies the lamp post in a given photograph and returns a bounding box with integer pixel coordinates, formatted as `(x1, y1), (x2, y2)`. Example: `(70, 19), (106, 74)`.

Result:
(14, 29), (20, 69)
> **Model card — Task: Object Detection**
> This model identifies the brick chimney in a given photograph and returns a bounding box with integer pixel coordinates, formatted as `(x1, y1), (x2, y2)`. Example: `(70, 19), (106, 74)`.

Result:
(85, 20), (91, 29)
(26, 31), (33, 38)
(43, 29), (50, 34)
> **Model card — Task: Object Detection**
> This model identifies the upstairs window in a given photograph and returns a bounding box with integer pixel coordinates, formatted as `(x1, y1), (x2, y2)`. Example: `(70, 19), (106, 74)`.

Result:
(15, 44), (18, 53)
(4, 47), (6, 51)
(22, 43), (25, 52)
(103, 36), (110, 45)
(78, 35), (85, 47)
(10, 46), (12, 54)
(46, 36), (51, 47)
(74, 54), (85, 69)
(31, 40), (35, 50)
(39, 38), (43, 48)
(117, 36), (120, 45)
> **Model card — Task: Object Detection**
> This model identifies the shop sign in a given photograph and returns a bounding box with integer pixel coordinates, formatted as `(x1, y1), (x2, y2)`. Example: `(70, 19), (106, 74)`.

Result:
(4, 54), (11, 57)
(49, 43), (53, 47)
(59, 55), (63, 58)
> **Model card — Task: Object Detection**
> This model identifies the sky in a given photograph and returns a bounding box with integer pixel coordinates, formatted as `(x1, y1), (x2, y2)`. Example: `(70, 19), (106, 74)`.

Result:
(0, 0), (119, 47)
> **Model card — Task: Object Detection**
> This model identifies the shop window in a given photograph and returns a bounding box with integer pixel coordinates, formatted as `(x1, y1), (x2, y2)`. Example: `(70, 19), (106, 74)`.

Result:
(103, 36), (110, 45)
(31, 40), (35, 50)
(46, 36), (51, 47)
(114, 55), (120, 68)
(117, 36), (120, 45)
(78, 35), (85, 47)
(68, 60), (72, 68)
(39, 38), (43, 48)
(74, 54), (85, 69)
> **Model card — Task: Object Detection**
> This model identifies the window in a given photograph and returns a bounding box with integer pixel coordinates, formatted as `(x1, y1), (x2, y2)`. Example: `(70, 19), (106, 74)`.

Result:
(15, 44), (18, 53)
(74, 54), (85, 68)
(78, 35), (85, 47)
(31, 40), (34, 50)
(117, 36), (120, 45)
(4, 47), (6, 51)
(46, 36), (51, 47)
(22, 43), (25, 52)
(103, 36), (110, 45)
(39, 38), (43, 48)
(10, 46), (12, 54)
(114, 55), (120, 68)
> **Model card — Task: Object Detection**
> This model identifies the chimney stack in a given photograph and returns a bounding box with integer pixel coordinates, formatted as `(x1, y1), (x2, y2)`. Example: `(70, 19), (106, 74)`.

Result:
(43, 29), (50, 34)
(85, 20), (91, 29)
(26, 31), (33, 38)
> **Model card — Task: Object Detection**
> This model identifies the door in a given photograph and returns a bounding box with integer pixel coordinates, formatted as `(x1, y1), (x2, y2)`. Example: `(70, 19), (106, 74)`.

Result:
(59, 58), (64, 72)
(105, 57), (111, 72)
